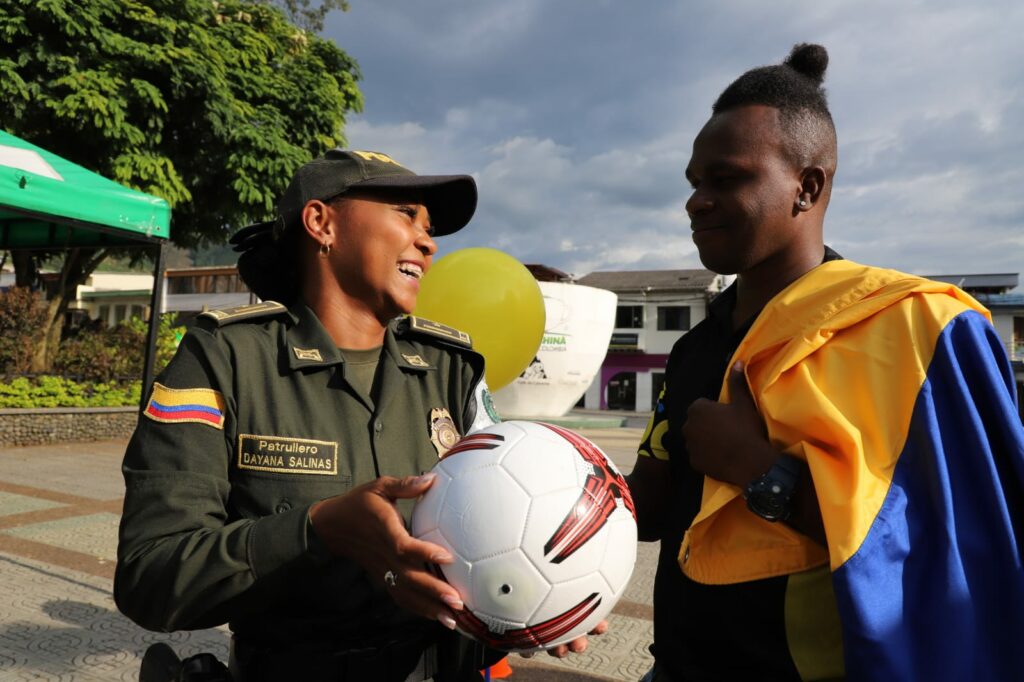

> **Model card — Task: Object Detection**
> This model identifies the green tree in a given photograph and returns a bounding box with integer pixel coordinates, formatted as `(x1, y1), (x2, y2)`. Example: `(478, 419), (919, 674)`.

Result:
(0, 0), (362, 370)
(267, 0), (349, 33)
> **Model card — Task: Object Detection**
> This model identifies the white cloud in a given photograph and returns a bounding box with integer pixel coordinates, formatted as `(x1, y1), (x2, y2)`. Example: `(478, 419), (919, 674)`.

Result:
(326, 0), (1024, 280)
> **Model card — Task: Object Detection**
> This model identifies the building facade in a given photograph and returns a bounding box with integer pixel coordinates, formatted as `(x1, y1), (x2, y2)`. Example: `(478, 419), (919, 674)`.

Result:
(575, 269), (726, 412)
(68, 266), (254, 328)
(72, 272), (154, 328)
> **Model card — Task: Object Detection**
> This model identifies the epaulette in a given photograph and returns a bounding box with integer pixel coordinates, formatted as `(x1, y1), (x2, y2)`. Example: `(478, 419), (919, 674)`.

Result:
(198, 301), (288, 327)
(401, 315), (473, 349)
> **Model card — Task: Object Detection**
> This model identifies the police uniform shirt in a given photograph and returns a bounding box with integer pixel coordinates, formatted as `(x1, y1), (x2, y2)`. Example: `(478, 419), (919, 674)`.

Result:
(115, 301), (498, 650)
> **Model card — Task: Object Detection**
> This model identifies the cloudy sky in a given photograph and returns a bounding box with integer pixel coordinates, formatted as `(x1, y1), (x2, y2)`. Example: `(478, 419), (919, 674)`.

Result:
(325, 0), (1024, 282)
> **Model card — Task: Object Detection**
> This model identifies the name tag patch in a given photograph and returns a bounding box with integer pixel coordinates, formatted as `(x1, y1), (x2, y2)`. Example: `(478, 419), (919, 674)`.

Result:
(237, 434), (338, 475)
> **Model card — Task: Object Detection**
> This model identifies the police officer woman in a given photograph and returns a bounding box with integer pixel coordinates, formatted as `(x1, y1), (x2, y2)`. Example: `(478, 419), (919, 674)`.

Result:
(115, 150), (505, 681)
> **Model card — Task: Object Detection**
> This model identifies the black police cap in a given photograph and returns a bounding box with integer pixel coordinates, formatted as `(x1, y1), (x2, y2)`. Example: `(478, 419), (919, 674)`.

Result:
(231, 149), (476, 252)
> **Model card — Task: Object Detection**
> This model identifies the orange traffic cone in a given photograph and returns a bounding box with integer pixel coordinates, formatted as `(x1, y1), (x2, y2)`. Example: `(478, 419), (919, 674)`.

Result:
(482, 656), (513, 679)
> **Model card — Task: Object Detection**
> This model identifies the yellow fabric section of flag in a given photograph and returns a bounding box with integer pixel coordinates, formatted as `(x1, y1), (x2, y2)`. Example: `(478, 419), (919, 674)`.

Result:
(784, 565), (846, 680)
(679, 260), (989, 584)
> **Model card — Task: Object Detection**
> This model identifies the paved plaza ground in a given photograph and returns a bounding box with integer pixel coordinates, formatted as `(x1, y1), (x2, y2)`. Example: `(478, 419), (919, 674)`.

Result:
(0, 421), (656, 681)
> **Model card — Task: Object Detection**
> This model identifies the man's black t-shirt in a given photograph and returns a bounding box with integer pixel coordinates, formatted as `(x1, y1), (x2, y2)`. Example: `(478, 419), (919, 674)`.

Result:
(641, 249), (841, 680)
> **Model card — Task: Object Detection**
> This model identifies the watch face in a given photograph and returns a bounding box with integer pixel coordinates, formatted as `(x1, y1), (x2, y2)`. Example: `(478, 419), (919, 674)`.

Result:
(746, 478), (793, 522)
(748, 489), (789, 522)
(745, 456), (802, 522)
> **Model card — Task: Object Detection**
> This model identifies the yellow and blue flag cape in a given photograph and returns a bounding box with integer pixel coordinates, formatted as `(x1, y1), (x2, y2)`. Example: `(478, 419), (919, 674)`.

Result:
(680, 260), (1024, 681)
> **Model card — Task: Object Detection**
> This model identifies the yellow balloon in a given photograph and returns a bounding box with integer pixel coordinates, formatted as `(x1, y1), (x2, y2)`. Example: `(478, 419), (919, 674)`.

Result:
(414, 248), (545, 391)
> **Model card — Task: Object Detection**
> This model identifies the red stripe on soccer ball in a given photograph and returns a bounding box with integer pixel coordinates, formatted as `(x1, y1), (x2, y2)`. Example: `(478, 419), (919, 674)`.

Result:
(441, 432), (505, 459)
(452, 592), (603, 650)
(537, 423), (637, 563)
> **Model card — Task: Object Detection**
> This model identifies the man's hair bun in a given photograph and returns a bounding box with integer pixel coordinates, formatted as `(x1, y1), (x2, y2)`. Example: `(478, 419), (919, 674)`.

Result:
(784, 43), (829, 86)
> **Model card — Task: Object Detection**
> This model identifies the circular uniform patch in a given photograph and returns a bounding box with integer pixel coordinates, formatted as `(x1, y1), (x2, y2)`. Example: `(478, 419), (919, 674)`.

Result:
(482, 388), (501, 424)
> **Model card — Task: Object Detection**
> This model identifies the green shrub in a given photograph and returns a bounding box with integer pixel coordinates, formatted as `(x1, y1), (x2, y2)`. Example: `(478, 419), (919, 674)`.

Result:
(54, 314), (184, 382)
(0, 287), (49, 374)
(0, 307), (183, 407)
(0, 376), (140, 408)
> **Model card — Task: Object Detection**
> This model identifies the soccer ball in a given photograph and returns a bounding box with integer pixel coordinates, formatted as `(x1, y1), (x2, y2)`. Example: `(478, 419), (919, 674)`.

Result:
(410, 420), (638, 652)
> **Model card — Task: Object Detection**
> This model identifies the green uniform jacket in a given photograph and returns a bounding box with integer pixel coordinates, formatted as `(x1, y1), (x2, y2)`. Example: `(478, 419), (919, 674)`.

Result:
(114, 301), (495, 650)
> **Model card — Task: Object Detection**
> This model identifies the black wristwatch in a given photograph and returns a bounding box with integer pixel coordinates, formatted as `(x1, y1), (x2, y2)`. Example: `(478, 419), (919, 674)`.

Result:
(744, 454), (803, 522)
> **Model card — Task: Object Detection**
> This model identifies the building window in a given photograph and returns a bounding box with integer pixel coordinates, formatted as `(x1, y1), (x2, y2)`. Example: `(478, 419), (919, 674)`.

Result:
(657, 306), (691, 331)
(616, 305), (643, 329)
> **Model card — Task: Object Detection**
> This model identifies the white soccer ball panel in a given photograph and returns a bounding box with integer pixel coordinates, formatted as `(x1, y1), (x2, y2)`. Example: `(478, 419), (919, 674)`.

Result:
(436, 420), (527, 478)
(409, 468), (452, 537)
(531, 572), (616, 650)
(435, 554), (473, 604)
(523, 488), (611, 584)
(437, 465), (530, 561)
(499, 431), (582, 498)
(415, 527), (451, 555)
(468, 549), (551, 625)
(437, 441), (506, 479)
(597, 513), (638, 596)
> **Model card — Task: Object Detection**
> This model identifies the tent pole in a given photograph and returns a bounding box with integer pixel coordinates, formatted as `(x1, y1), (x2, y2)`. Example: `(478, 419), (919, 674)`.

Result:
(139, 241), (167, 411)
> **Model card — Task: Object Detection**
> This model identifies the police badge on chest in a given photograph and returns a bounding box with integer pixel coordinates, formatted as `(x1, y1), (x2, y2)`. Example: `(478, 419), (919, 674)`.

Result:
(429, 407), (460, 457)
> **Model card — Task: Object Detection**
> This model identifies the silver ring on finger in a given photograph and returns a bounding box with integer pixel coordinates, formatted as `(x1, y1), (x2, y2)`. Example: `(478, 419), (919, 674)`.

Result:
(384, 569), (398, 588)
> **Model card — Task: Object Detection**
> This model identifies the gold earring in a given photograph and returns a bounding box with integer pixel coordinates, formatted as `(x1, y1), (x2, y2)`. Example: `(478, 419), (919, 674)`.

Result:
(319, 242), (331, 257)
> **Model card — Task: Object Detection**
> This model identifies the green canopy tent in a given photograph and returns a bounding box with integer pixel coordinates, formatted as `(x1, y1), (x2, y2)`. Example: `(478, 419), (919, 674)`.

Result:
(0, 129), (171, 408)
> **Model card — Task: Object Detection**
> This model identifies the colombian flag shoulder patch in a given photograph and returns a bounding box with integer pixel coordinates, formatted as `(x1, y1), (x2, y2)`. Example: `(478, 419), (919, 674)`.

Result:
(144, 382), (225, 429)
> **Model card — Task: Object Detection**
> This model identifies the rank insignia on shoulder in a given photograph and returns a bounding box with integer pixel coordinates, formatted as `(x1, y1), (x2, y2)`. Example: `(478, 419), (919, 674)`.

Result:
(406, 316), (472, 348)
(429, 407), (460, 457)
(401, 353), (430, 368)
(199, 301), (287, 326)
(144, 382), (225, 430)
(293, 347), (323, 362)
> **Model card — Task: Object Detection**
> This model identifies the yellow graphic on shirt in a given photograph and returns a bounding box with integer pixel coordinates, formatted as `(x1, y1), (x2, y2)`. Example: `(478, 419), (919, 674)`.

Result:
(637, 385), (669, 461)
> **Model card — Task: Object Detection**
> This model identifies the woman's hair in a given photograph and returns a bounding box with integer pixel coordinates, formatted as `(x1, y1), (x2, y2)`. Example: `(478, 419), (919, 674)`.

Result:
(232, 217), (303, 304)
(713, 43), (837, 170)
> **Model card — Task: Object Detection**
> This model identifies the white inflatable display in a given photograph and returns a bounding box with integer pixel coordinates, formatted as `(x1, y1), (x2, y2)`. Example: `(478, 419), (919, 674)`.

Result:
(491, 281), (616, 418)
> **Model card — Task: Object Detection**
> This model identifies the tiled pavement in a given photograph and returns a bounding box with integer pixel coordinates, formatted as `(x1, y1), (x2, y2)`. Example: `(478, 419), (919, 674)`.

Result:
(0, 427), (657, 681)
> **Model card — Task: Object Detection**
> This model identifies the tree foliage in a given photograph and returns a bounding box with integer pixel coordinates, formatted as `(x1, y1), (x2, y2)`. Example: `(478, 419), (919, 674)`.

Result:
(0, 287), (49, 375)
(0, 0), (362, 369)
(0, 0), (363, 248)
(266, 0), (348, 33)
(54, 314), (184, 383)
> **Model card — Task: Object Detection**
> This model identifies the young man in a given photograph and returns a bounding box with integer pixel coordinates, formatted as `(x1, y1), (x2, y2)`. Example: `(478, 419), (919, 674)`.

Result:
(628, 44), (1024, 681)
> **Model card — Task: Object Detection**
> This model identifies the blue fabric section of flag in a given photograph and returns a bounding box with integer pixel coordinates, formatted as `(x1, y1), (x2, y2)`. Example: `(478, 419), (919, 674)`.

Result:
(149, 401), (222, 417)
(832, 310), (1024, 681)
